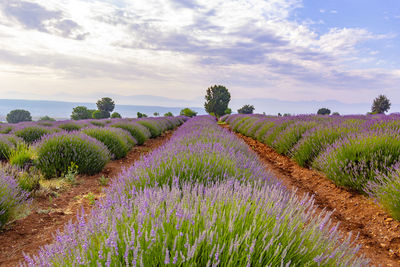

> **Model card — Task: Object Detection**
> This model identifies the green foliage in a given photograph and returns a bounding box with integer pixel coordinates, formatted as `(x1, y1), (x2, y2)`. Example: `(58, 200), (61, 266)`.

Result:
(98, 175), (109, 186)
(0, 138), (15, 160)
(224, 108), (232, 115)
(36, 133), (111, 178)
(273, 122), (317, 155)
(58, 123), (82, 132)
(71, 106), (92, 120)
(317, 108), (331, 115)
(332, 112), (340, 116)
(64, 162), (79, 184)
(96, 97), (115, 113)
(153, 112), (159, 117)
(6, 109), (32, 124)
(110, 112), (121, 118)
(137, 121), (161, 138)
(111, 122), (150, 145)
(238, 104), (255, 114)
(17, 168), (41, 192)
(92, 110), (110, 119)
(82, 128), (133, 159)
(204, 85), (231, 117)
(136, 112), (148, 118)
(164, 112), (174, 117)
(39, 116), (56, 121)
(8, 143), (35, 168)
(371, 94), (391, 114)
(314, 131), (400, 191)
(179, 108), (197, 117)
(0, 126), (13, 134)
(14, 126), (52, 143)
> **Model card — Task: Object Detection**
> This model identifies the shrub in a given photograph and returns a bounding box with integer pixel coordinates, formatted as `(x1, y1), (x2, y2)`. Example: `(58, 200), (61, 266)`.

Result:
(291, 122), (358, 167)
(164, 112), (174, 117)
(237, 104), (255, 114)
(110, 112), (121, 118)
(13, 126), (53, 143)
(39, 115), (56, 121)
(313, 129), (400, 191)
(180, 108), (197, 117)
(82, 127), (135, 159)
(0, 167), (29, 228)
(1, 164), (41, 192)
(35, 132), (111, 178)
(6, 109), (32, 123)
(8, 143), (35, 168)
(0, 126), (13, 134)
(92, 110), (110, 119)
(58, 122), (82, 132)
(71, 106), (92, 120)
(369, 166), (400, 220)
(111, 122), (151, 145)
(0, 136), (15, 160)
(273, 121), (317, 155)
(137, 120), (161, 138)
(90, 120), (105, 127)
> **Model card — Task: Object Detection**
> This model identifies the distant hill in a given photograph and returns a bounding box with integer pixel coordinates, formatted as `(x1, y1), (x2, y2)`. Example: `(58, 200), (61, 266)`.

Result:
(0, 99), (205, 121)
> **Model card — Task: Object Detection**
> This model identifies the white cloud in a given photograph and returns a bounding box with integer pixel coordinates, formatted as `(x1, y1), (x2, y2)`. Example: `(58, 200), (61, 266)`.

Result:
(0, 0), (399, 105)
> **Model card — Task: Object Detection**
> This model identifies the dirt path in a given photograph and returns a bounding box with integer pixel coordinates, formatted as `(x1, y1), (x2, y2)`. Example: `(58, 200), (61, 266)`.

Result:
(0, 131), (173, 267)
(225, 126), (400, 266)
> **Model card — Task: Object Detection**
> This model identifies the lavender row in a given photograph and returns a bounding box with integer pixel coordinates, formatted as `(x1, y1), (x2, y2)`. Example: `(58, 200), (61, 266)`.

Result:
(224, 114), (400, 220)
(24, 116), (368, 266)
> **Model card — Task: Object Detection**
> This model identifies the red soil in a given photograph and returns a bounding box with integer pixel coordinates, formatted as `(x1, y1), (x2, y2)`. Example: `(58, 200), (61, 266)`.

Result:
(0, 131), (173, 267)
(224, 125), (400, 267)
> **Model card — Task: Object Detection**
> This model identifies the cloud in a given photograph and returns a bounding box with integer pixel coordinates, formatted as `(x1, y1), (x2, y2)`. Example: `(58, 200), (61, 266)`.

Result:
(0, 0), (88, 40)
(0, 0), (399, 104)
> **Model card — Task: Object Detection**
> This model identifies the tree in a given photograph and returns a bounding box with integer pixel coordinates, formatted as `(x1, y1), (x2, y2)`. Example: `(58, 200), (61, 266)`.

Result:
(92, 110), (110, 119)
(164, 112), (174, 117)
(238, 104), (255, 114)
(332, 112), (340, 116)
(153, 112), (160, 117)
(111, 112), (122, 118)
(371, 94), (391, 114)
(71, 106), (92, 120)
(137, 112), (148, 118)
(6, 109), (32, 123)
(204, 85), (231, 117)
(224, 108), (232, 115)
(39, 115), (55, 121)
(96, 97), (115, 114)
(317, 108), (331, 115)
(180, 108), (197, 117)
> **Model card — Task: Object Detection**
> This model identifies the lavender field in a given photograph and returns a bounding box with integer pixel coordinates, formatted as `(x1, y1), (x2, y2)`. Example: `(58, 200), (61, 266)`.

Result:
(224, 113), (400, 220)
(22, 116), (368, 266)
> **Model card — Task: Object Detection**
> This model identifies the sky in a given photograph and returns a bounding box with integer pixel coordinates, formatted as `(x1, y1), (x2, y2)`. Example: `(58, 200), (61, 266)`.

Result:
(0, 0), (399, 107)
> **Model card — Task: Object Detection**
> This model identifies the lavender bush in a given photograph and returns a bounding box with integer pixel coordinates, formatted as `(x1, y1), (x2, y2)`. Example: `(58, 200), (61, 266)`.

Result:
(0, 166), (30, 228)
(35, 132), (111, 178)
(13, 126), (54, 144)
(82, 127), (136, 159)
(111, 121), (151, 145)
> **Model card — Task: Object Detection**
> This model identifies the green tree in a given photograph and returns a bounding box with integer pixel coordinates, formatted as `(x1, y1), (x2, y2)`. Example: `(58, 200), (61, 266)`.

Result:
(39, 115), (55, 121)
(224, 108), (232, 115)
(153, 112), (160, 117)
(238, 104), (255, 114)
(204, 85), (231, 117)
(96, 97), (115, 115)
(180, 108), (197, 117)
(6, 109), (32, 123)
(137, 112), (148, 118)
(111, 112), (122, 118)
(371, 94), (391, 114)
(71, 106), (92, 120)
(332, 112), (340, 116)
(164, 112), (174, 117)
(92, 110), (110, 119)
(317, 108), (331, 115)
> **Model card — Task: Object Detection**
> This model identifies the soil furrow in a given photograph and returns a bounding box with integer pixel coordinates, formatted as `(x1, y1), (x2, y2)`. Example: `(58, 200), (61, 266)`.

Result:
(0, 130), (173, 267)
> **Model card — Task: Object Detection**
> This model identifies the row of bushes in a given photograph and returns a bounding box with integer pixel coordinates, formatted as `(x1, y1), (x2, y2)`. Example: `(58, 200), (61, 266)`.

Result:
(0, 117), (187, 228)
(223, 114), (400, 220)
(25, 116), (368, 266)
